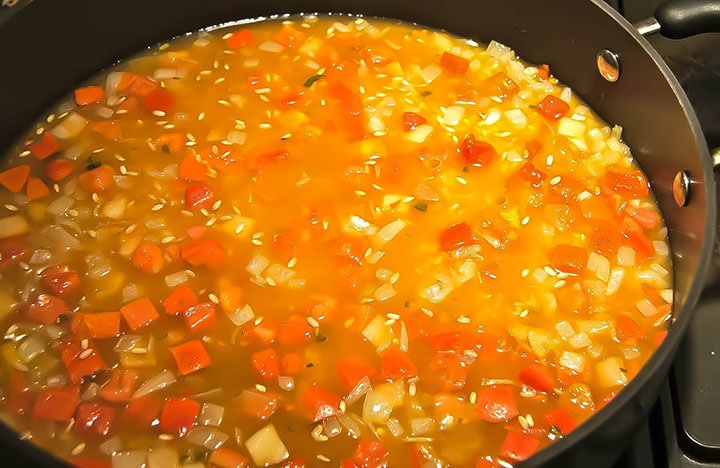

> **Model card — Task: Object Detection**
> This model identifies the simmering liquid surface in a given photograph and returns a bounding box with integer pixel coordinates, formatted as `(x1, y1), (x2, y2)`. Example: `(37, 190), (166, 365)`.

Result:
(0, 15), (672, 468)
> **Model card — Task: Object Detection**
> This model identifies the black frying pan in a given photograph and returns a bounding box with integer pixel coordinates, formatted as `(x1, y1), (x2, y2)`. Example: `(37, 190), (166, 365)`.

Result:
(0, 0), (717, 466)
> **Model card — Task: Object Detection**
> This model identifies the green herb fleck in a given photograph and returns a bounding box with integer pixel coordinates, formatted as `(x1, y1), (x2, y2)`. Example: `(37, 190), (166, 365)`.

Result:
(462, 165), (470, 173)
(413, 202), (428, 212)
(160, 144), (170, 154)
(303, 74), (326, 88)
(404, 301), (410, 308)
(420, 90), (432, 97)
(86, 156), (102, 171)
(306, 362), (314, 368)
(316, 333), (327, 343)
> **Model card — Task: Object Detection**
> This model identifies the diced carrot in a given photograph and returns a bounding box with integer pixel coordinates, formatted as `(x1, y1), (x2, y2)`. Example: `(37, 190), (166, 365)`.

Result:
(179, 155), (207, 181)
(26, 176), (50, 200)
(439, 222), (475, 252)
(272, 25), (306, 48)
(499, 432), (540, 462)
(83, 311), (121, 339)
(236, 389), (279, 420)
(625, 206), (659, 230)
(440, 52), (469, 74)
(159, 396), (200, 436)
(143, 88), (176, 113)
(32, 385), (79, 421)
(74, 402), (116, 436)
(352, 440), (389, 468)
(183, 302), (217, 333)
(281, 353), (304, 375)
(117, 95), (139, 113)
(548, 244), (587, 275)
(518, 364), (555, 393)
(90, 120), (122, 141)
(336, 355), (377, 390)
(99, 369), (139, 402)
(276, 315), (313, 347)
(380, 347), (418, 381)
(187, 225), (207, 240)
(60, 340), (107, 384)
(131, 241), (165, 274)
(154, 132), (186, 153)
(26, 293), (68, 325)
(402, 111), (427, 132)
(163, 284), (199, 315)
(123, 394), (163, 427)
(44, 158), (76, 182)
(180, 238), (226, 268)
(601, 170), (650, 198)
(544, 408), (577, 435)
(518, 162), (546, 187)
(303, 384), (341, 421)
(615, 314), (646, 342)
(70, 458), (112, 468)
(209, 448), (250, 468)
(536, 95), (569, 121)
(74, 86), (105, 106)
(41, 264), (80, 297)
(475, 385), (519, 423)
(485, 72), (519, 99)
(227, 29), (254, 49)
(79, 165), (115, 192)
(460, 134), (497, 166)
(120, 297), (160, 331)
(185, 183), (215, 209)
(0, 165), (31, 193)
(28, 132), (59, 160)
(125, 74), (159, 97)
(251, 348), (280, 380)
(170, 339), (211, 375)
(621, 216), (655, 259)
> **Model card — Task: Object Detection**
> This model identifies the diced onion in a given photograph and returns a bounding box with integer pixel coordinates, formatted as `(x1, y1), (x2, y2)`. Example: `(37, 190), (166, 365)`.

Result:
(387, 418), (404, 437)
(186, 426), (229, 450)
(147, 447), (178, 468)
(96, 106), (114, 119)
(405, 124), (433, 143)
(101, 196), (128, 219)
(596, 357), (628, 387)
(323, 416), (343, 438)
(419, 64), (442, 83)
(345, 375), (372, 406)
(422, 273), (454, 304)
(47, 225), (81, 250)
(337, 412), (364, 439)
(636, 298), (658, 317)
(153, 68), (186, 80)
(486, 40), (513, 58)
(278, 375), (295, 391)
(113, 335), (148, 353)
(265, 263), (296, 285)
(587, 251), (610, 283)
(164, 271), (189, 288)
(453, 259), (476, 285)
(606, 268), (625, 295)
(441, 106), (465, 126)
(111, 451), (147, 468)
(504, 109), (527, 128)
(0, 215), (29, 239)
(569, 332), (591, 349)
(410, 417), (434, 435)
(29, 249), (52, 265)
(362, 315), (394, 351)
(558, 350), (586, 373)
(555, 321), (575, 339)
(245, 424), (289, 467)
(17, 335), (46, 363)
(133, 369), (177, 399)
(227, 304), (255, 327)
(199, 402), (225, 427)
(122, 284), (142, 302)
(373, 283), (396, 302)
(660, 289), (673, 304)
(99, 436), (122, 456)
(227, 130), (247, 145)
(85, 254), (111, 278)
(616, 246), (636, 266)
(258, 41), (284, 53)
(557, 118), (586, 139)
(362, 381), (404, 425)
(51, 112), (87, 139)
(246, 253), (270, 276)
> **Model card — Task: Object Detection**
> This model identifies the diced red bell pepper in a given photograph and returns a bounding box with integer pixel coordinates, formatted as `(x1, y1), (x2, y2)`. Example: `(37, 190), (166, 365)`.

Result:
(99, 369), (139, 402)
(131, 241), (165, 274)
(142, 88), (176, 113)
(32, 385), (80, 421)
(380, 347), (418, 381)
(615, 314), (646, 342)
(82, 311), (121, 339)
(548, 244), (587, 275)
(460, 134), (497, 166)
(181, 238), (226, 268)
(120, 297), (160, 331)
(124, 394), (163, 427)
(352, 440), (389, 468)
(183, 302), (217, 333)
(74, 402), (116, 437)
(440, 222), (475, 252)
(519, 162), (546, 187)
(78, 165), (115, 193)
(185, 183), (215, 209)
(475, 385), (519, 423)
(303, 384), (341, 422)
(276, 315), (313, 347)
(227, 29), (254, 49)
(28, 132), (59, 160)
(336, 355), (377, 390)
(26, 293), (68, 325)
(0, 238), (30, 271)
(209, 448), (250, 468)
(159, 396), (200, 436)
(402, 111), (427, 131)
(41, 264), (80, 297)
(430, 353), (469, 391)
(251, 348), (280, 380)
(601, 170), (650, 198)
(536, 95), (569, 121)
(499, 432), (540, 462)
(170, 339), (211, 375)
(163, 283), (199, 315)
(543, 408), (577, 435)
(518, 364), (555, 393)
(440, 52), (469, 74)
(60, 340), (107, 384)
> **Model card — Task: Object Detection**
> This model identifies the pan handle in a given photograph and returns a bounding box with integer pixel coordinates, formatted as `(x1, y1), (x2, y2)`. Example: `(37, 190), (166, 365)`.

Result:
(638, 0), (720, 38)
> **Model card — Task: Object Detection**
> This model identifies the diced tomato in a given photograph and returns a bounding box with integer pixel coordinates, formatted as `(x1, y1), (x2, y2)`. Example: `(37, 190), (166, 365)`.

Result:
(41, 264), (80, 297)
(70, 458), (111, 468)
(120, 297), (160, 331)
(181, 238), (226, 268)
(163, 283), (199, 315)
(60, 340), (107, 384)
(179, 155), (207, 181)
(159, 396), (200, 436)
(499, 432), (540, 462)
(0, 238), (30, 272)
(227, 28), (254, 49)
(277, 315), (313, 347)
(303, 384), (341, 422)
(543, 408), (577, 435)
(402, 111), (427, 132)
(548, 244), (587, 275)
(0, 165), (31, 193)
(26, 176), (50, 200)
(26, 293), (68, 325)
(5, 391), (35, 416)
(536, 95), (569, 121)
(440, 222), (475, 252)
(170, 339), (212, 375)
(131, 241), (165, 274)
(82, 311), (121, 339)
(352, 440), (389, 468)
(185, 183), (215, 209)
(28, 132), (59, 160)
(440, 52), (469, 74)
(123, 394), (163, 427)
(615, 314), (646, 342)
(336, 355), (376, 390)
(519, 162), (546, 187)
(518, 364), (555, 393)
(380, 347), (418, 381)
(99, 369), (139, 402)
(281, 353), (304, 375)
(90, 120), (122, 141)
(32, 385), (80, 421)
(475, 385), (519, 423)
(251, 348), (280, 380)
(601, 170), (650, 198)
(44, 158), (75, 182)
(74, 402), (116, 437)
(142, 88), (176, 113)
(183, 302), (217, 333)
(78, 165), (115, 192)
(209, 448), (250, 468)
(460, 134), (497, 166)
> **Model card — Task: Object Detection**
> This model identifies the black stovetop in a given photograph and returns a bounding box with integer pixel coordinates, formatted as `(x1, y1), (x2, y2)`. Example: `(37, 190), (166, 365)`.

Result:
(613, 0), (720, 467)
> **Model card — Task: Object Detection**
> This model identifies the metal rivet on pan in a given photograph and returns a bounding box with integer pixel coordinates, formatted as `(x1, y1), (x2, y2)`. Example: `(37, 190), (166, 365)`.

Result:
(673, 170), (690, 207)
(597, 49), (620, 82)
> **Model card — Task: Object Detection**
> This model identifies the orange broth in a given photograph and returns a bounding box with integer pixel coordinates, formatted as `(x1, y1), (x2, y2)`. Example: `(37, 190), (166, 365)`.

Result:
(0, 15), (672, 468)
